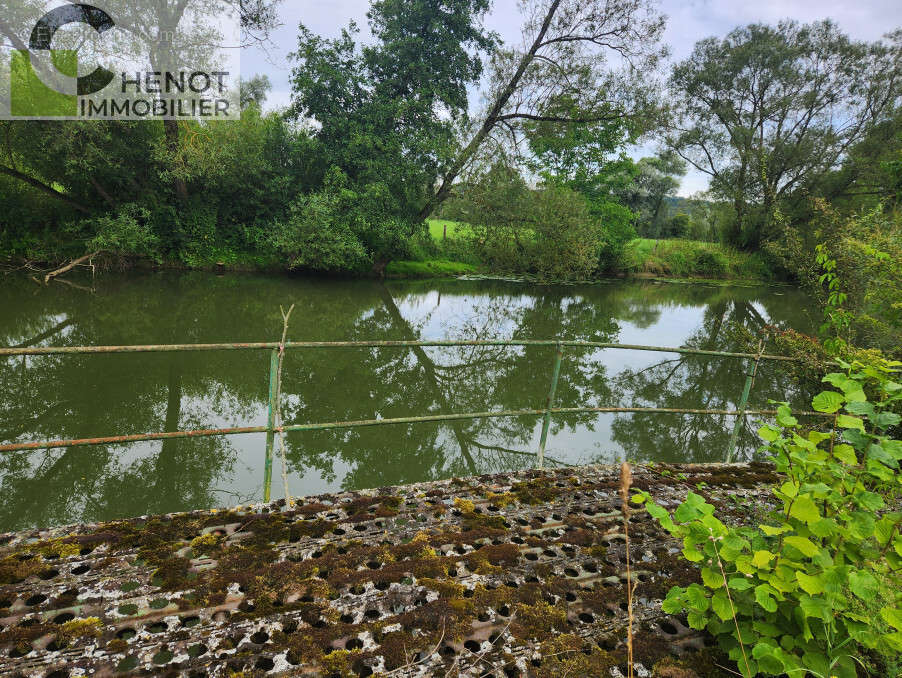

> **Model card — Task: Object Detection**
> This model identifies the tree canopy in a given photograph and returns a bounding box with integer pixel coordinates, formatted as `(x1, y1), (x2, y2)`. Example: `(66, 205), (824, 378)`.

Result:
(668, 20), (902, 248)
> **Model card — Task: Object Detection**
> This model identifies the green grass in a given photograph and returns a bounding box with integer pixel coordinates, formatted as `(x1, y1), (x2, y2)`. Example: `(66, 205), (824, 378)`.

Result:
(386, 259), (477, 278)
(621, 238), (773, 281)
(427, 219), (471, 240)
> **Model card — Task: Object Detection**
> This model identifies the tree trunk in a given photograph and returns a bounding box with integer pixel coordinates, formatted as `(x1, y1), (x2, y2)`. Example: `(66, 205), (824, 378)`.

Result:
(371, 258), (389, 278)
(0, 165), (91, 214)
(418, 0), (563, 220)
(153, 358), (183, 511)
(164, 119), (189, 202)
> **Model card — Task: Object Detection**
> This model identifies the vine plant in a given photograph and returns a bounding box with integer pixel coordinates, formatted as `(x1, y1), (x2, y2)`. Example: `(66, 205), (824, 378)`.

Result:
(635, 357), (902, 677)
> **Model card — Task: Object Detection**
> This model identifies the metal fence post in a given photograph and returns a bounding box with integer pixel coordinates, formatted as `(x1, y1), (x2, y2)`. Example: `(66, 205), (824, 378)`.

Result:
(537, 343), (564, 469)
(725, 338), (764, 464)
(264, 348), (279, 502)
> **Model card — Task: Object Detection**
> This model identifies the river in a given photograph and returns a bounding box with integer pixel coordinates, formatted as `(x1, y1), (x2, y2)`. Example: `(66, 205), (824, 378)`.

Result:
(0, 272), (819, 532)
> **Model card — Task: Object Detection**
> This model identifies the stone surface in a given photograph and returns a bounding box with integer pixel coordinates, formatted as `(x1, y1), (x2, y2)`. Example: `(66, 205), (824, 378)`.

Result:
(0, 462), (778, 677)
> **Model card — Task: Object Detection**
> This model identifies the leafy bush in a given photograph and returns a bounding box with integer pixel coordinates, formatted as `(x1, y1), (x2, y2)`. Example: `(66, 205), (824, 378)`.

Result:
(621, 239), (771, 279)
(87, 204), (159, 260)
(692, 248), (729, 276)
(271, 167), (418, 273)
(766, 199), (902, 354)
(636, 356), (902, 677)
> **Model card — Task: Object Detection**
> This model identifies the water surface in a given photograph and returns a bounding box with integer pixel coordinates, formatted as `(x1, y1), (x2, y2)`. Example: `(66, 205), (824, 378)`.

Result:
(0, 272), (819, 531)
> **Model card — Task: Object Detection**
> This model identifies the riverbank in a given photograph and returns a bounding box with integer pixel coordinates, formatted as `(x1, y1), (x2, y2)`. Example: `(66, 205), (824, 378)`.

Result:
(2, 229), (776, 284)
(387, 229), (776, 282)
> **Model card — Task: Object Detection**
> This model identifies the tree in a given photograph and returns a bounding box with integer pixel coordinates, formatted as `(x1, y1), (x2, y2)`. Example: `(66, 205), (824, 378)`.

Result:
(448, 163), (608, 278)
(618, 150), (687, 237)
(668, 21), (902, 248)
(288, 0), (497, 272)
(239, 74), (272, 110)
(421, 0), (667, 219)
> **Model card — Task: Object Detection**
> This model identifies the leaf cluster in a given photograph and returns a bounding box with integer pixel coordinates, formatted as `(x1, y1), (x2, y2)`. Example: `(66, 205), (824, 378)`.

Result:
(636, 357), (902, 677)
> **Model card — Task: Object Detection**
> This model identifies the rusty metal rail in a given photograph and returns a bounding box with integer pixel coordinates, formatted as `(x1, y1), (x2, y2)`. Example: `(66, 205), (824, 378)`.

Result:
(0, 338), (831, 500)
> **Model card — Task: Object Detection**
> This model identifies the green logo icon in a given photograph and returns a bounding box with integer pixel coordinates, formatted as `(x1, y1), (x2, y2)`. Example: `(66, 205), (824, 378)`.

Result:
(10, 49), (78, 117)
(8, 3), (116, 117)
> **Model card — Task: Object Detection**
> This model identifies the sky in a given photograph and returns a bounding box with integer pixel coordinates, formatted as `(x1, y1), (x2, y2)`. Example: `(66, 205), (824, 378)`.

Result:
(242, 0), (902, 196)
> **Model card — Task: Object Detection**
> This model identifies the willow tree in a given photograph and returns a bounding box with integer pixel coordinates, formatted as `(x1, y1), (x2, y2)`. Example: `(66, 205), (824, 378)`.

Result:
(668, 21), (902, 248)
(420, 0), (667, 219)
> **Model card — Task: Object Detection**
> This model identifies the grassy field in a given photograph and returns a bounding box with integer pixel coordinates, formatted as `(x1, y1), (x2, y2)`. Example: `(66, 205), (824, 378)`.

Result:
(427, 219), (471, 240)
(621, 238), (772, 280)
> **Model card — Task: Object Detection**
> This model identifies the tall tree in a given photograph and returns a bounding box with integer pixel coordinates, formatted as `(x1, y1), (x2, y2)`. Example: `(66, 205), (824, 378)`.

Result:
(288, 0), (496, 272)
(619, 150), (687, 238)
(420, 0), (667, 219)
(668, 21), (902, 248)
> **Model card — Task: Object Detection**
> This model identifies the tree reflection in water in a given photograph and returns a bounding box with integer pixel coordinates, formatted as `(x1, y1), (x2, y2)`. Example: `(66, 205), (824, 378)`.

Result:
(0, 273), (818, 530)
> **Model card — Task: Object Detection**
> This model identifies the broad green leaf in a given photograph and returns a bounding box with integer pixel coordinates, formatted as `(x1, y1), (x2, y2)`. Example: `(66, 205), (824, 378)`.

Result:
(776, 405), (798, 428)
(752, 550), (775, 568)
(701, 567), (723, 589)
(795, 571), (824, 595)
(845, 388), (867, 402)
(728, 577), (753, 591)
(811, 391), (844, 413)
(682, 542), (704, 562)
(779, 481), (798, 498)
(832, 443), (857, 465)
(754, 584), (777, 613)
(884, 631), (902, 652)
(674, 491), (709, 522)
(848, 570), (878, 602)
(836, 414), (865, 431)
(801, 651), (830, 677)
(867, 443), (899, 469)
(885, 439), (902, 459)
(759, 524), (791, 536)
(686, 584), (709, 611)
(845, 400), (874, 416)
(881, 607), (902, 632)
(784, 536), (819, 557)
(807, 431), (832, 444)
(687, 610), (707, 630)
(661, 596), (683, 614)
(752, 620), (782, 637)
(799, 594), (831, 621)
(847, 510), (875, 539)
(711, 590), (734, 621)
(788, 494), (821, 525)
(758, 424), (781, 442)
(876, 515), (901, 545)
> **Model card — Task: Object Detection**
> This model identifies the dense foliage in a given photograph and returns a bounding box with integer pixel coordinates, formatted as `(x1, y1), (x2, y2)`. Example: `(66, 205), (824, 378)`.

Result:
(637, 357), (902, 677)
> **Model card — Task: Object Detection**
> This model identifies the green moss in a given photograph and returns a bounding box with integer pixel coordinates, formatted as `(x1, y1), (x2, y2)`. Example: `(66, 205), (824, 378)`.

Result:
(512, 478), (557, 504)
(510, 601), (568, 640)
(58, 617), (102, 641)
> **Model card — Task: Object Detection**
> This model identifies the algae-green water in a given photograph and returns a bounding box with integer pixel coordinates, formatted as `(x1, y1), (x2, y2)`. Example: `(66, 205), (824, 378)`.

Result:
(0, 272), (819, 532)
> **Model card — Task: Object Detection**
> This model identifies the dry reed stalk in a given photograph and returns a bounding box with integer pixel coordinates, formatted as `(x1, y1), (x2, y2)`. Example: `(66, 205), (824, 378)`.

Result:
(619, 461), (634, 678)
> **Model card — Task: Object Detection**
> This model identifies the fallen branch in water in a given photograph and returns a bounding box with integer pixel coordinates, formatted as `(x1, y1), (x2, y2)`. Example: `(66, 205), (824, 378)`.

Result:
(43, 251), (99, 284)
